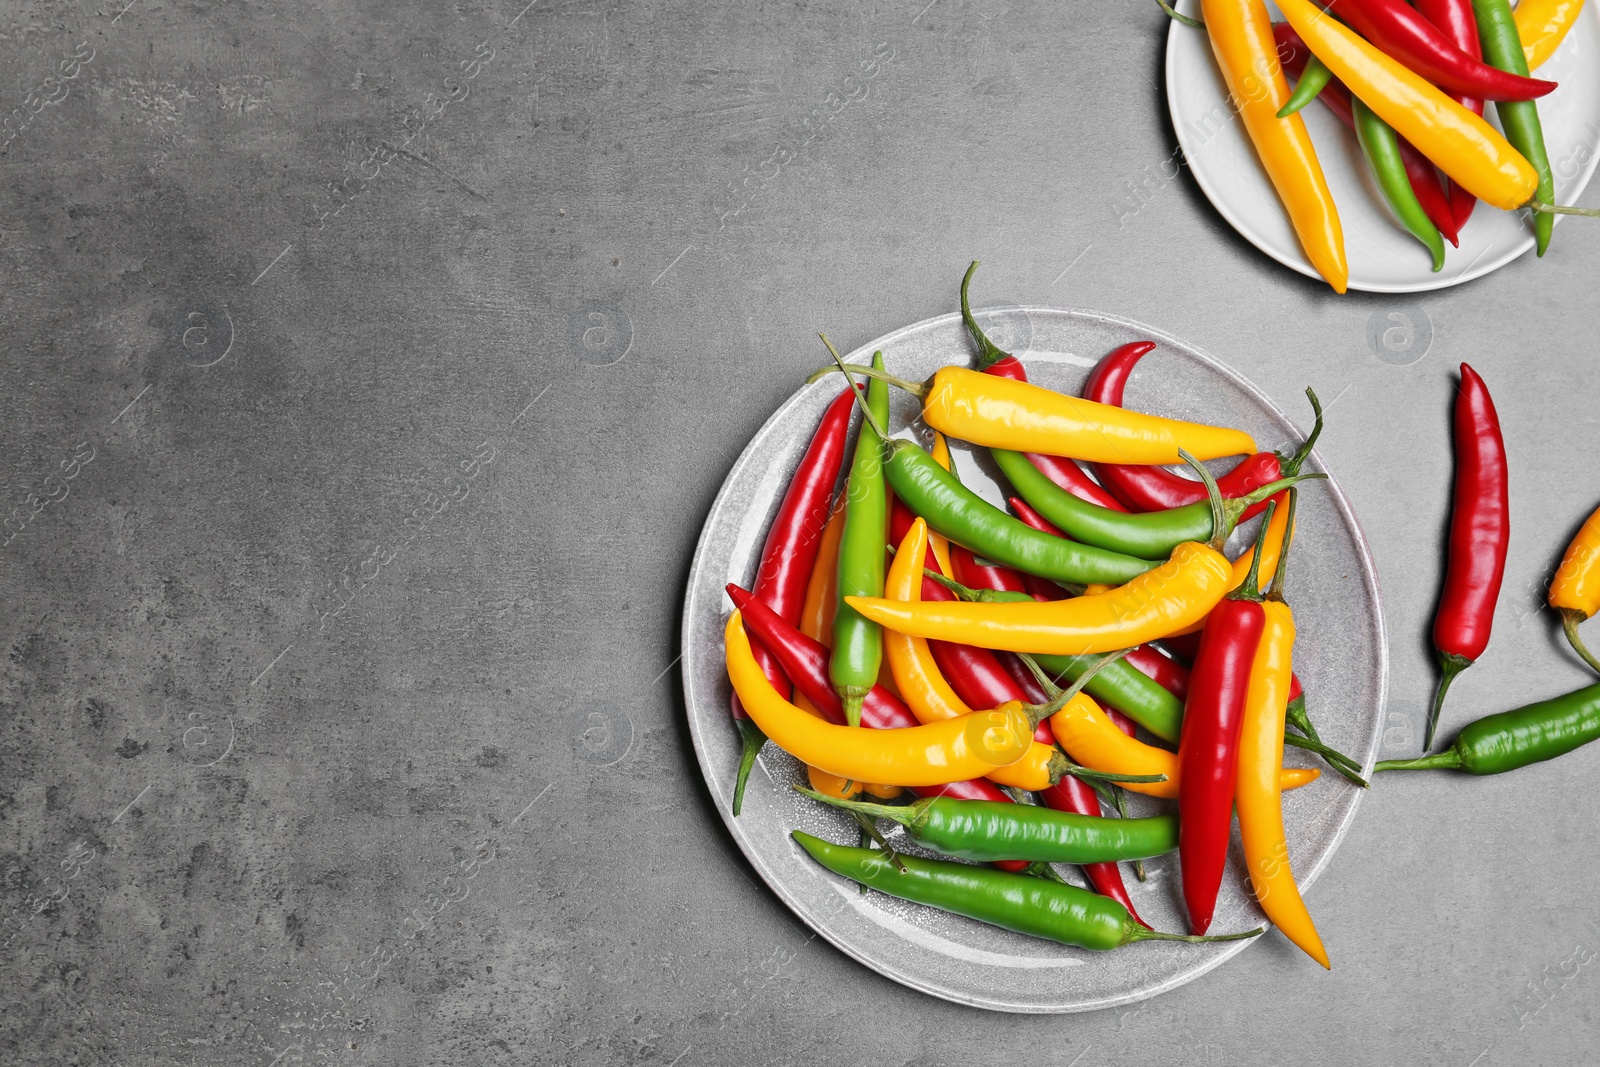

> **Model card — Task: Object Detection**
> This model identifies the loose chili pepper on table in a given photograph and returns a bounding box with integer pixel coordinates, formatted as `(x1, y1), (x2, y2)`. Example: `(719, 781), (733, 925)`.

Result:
(791, 832), (1263, 951)
(1550, 504), (1600, 675)
(1473, 0), (1558, 255)
(730, 386), (858, 816)
(1377, 681), (1600, 777)
(1324, 0), (1557, 100)
(1427, 363), (1509, 751)
(1414, 0), (1487, 232)
(831, 350), (891, 727)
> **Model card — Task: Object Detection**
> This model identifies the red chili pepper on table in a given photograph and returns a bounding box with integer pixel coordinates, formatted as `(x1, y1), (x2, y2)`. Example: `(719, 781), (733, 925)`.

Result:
(1427, 363), (1510, 751)
(731, 387), (858, 816)
(1324, 0), (1557, 100)
(1274, 24), (1461, 246)
(1413, 0), (1485, 231)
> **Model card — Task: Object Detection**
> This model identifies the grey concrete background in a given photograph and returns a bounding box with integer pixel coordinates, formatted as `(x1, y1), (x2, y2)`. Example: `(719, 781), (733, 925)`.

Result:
(3, 0), (1599, 1063)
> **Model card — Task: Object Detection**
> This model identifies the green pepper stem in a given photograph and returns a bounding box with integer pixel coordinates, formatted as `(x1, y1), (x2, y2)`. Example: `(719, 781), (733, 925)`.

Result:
(1278, 387), (1325, 478)
(1527, 198), (1600, 217)
(1266, 487), (1299, 603)
(796, 786), (925, 828)
(1153, 0), (1203, 27)
(1284, 694), (1321, 743)
(1283, 734), (1368, 787)
(1127, 925), (1264, 945)
(960, 260), (1015, 371)
(1226, 473), (1327, 526)
(820, 335), (894, 448)
(1561, 608), (1600, 676)
(732, 718), (767, 817)
(1056, 756), (1168, 786)
(1374, 747), (1464, 773)
(850, 810), (906, 871)
(1028, 648), (1133, 723)
(807, 358), (929, 397)
(1231, 499), (1277, 602)
(1181, 449), (1230, 554)
(1425, 652), (1472, 752)
(1023, 860), (1071, 885)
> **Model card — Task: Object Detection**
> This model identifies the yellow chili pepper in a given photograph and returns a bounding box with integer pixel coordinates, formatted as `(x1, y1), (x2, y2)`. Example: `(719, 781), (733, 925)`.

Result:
(1203, 0), (1348, 292)
(1550, 503), (1600, 674)
(884, 517), (1072, 791)
(725, 611), (1034, 786)
(1517, 0), (1584, 71)
(1169, 502), (1292, 637)
(846, 541), (1235, 656)
(1237, 600), (1329, 968)
(927, 432), (957, 579)
(1049, 689), (1320, 800)
(1277, 0), (1538, 210)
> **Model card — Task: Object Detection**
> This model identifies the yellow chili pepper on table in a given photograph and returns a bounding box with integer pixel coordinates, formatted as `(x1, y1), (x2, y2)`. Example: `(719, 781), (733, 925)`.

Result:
(725, 612), (1035, 786)
(1550, 503), (1600, 674)
(1276, 0), (1539, 210)
(1516, 0), (1585, 71)
(1203, 0), (1348, 292)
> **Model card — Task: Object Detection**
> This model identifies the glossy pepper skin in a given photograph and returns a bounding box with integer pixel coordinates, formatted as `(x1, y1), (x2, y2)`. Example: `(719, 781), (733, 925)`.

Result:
(1515, 0), (1584, 70)
(849, 541), (1235, 658)
(792, 833), (1261, 951)
(1202, 0), (1348, 291)
(1377, 682), (1600, 776)
(832, 353), (891, 726)
(1414, 0), (1486, 231)
(1325, 0), (1557, 100)
(1275, 0), (1538, 211)
(1427, 364), (1509, 751)
(731, 387), (859, 815)
(727, 612), (1034, 786)
(1353, 96), (1448, 270)
(1167, 493), (1293, 638)
(1550, 504), (1600, 674)
(1473, 0), (1557, 254)
(1276, 52), (1334, 117)
(1276, 25), (1460, 247)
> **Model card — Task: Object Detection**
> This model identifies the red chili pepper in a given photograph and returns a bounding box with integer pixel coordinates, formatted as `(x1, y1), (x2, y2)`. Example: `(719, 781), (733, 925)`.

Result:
(1427, 363), (1510, 750)
(950, 544), (1032, 598)
(1124, 645), (1191, 703)
(1275, 24), (1460, 246)
(1325, 0), (1556, 100)
(726, 583), (1031, 869)
(1411, 0), (1483, 231)
(731, 388), (858, 814)
(1082, 343), (1282, 519)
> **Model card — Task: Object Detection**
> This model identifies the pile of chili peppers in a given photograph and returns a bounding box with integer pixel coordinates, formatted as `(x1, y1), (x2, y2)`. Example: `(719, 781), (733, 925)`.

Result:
(1164, 0), (1591, 288)
(719, 264), (1370, 962)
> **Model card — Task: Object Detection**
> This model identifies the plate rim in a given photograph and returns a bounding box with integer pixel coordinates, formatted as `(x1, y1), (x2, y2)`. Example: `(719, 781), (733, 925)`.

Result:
(681, 306), (1389, 1012)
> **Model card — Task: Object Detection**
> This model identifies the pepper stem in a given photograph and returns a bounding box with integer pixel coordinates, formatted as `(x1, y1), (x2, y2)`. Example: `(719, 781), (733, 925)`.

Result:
(1560, 608), (1600, 676)
(1266, 487), (1299, 603)
(732, 718), (767, 817)
(1222, 473), (1327, 532)
(1181, 449), (1229, 554)
(807, 355), (929, 397)
(1127, 925), (1264, 945)
(1231, 500), (1278, 603)
(1104, 783), (1147, 881)
(820, 336), (893, 447)
(1425, 652), (1472, 752)
(1053, 751), (1169, 786)
(796, 786), (925, 830)
(1023, 861), (1071, 885)
(1023, 648), (1134, 722)
(1283, 734), (1368, 787)
(1153, 0), (1203, 27)
(1284, 694), (1321, 743)
(1374, 747), (1464, 773)
(1278, 388), (1325, 478)
(1527, 198), (1600, 217)
(850, 811), (906, 872)
(960, 260), (1012, 370)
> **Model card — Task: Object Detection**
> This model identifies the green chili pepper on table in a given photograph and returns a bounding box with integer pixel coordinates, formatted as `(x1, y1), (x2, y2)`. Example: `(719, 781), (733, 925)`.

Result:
(1376, 682), (1600, 776)
(792, 831), (1262, 950)
(1473, 0), (1556, 255)
(831, 348), (891, 727)
(1352, 96), (1447, 271)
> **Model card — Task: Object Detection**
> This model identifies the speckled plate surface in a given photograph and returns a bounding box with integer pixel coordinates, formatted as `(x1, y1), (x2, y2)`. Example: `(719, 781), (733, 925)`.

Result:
(681, 308), (1387, 1013)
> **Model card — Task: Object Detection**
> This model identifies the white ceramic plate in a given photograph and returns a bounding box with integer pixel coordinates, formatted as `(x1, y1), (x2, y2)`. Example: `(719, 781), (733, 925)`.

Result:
(681, 308), (1388, 1012)
(1166, 0), (1600, 292)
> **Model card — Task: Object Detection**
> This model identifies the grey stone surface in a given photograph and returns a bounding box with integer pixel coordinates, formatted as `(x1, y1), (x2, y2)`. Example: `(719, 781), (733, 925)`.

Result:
(2, 0), (1598, 1063)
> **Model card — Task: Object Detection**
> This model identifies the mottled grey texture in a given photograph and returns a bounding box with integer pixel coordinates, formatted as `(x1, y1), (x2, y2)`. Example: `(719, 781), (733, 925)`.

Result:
(1, 0), (1597, 1064)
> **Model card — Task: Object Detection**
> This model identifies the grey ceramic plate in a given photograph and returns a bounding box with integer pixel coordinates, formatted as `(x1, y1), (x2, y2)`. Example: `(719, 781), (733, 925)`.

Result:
(681, 308), (1387, 1013)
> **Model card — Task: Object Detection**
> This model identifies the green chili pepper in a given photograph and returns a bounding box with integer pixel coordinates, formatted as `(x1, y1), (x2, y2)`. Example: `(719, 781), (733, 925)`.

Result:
(831, 349), (891, 727)
(792, 831), (1262, 950)
(1473, 0), (1555, 255)
(799, 788), (1178, 864)
(1375, 682), (1600, 776)
(1352, 97), (1446, 272)
(1276, 54), (1333, 119)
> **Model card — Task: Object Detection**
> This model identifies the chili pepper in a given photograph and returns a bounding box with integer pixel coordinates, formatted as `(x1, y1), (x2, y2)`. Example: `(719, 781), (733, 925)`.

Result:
(1177, 508), (1279, 935)
(1275, 0), (1538, 211)
(926, 432), (957, 580)
(1378, 681), (1600, 776)
(1550, 504), (1600, 674)
(832, 352), (891, 727)
(1414, 0), (1486, 231)
(1275, 25), (1461, 247)
(809, 359), (1259, 464)
(1235, 490), (1333, 967)
(1354, 96), (1448, 271)
(1006, 498), (1083, 601)
(1325, 0), (1556, 100)
(1167, 488), (1294, 637)
(951, 544), (1032, 598)
(800, 789), (1178, 865)
(1201, 0), (1348, 291)
(792, 832), (1263, 949)
(1473, 0), (1557, 254)
(1276, 52), (1333, 118)
(727, 612), (1035, 785)
(731, 387), (859, 816)
(1427, 363), (1509, 751)
(1515, 0), (1584, 71)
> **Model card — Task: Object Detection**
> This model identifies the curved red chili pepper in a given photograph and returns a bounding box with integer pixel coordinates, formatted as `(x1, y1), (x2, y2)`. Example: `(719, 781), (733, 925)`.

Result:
(1082, 343), (1281, 519)
(1178, 597), (1267, 935)
(1275, 25), (1460, 246)
(1325, 0), (1556, 101)
(983, 356), (1129, 513)
(1412, 0), (1484, 232)
(1427, 363), (1509, 750)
